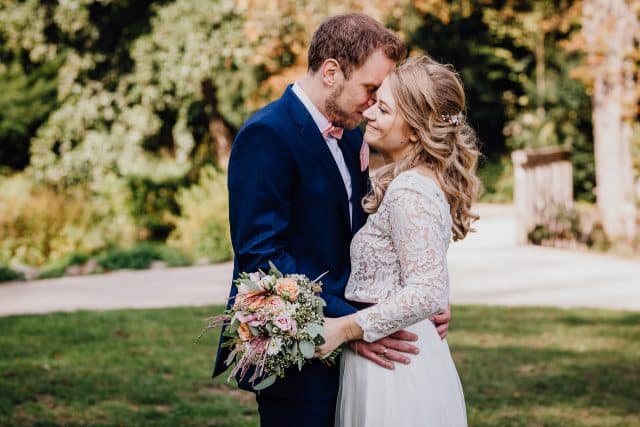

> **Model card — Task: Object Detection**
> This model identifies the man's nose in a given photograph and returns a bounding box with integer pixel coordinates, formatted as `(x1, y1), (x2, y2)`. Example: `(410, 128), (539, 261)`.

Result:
(366, 97), (376, 108)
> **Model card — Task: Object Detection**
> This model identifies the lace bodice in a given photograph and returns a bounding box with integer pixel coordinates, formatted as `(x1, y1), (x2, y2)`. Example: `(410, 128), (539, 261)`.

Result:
(345, 170), (452, 342)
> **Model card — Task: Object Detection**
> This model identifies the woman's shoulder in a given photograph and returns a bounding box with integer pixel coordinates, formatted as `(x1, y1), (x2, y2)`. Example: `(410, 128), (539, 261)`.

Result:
(388, 169), (445, 198)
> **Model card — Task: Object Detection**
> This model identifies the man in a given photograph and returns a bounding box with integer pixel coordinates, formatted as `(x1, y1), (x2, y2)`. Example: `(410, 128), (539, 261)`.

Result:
(213, 13), (451, 427)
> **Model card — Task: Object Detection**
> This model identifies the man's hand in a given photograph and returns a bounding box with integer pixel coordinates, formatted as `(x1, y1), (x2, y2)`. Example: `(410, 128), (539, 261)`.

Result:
(430, 304), (451, 340)
(349, 330), (419, 370)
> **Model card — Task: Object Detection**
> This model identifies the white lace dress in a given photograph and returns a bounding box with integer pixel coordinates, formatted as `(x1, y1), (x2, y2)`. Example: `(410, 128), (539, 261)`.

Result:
(336, 170), (467, 427)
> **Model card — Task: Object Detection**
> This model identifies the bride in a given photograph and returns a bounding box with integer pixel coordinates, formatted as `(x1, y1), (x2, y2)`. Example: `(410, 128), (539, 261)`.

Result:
(316, 56), (480, 427)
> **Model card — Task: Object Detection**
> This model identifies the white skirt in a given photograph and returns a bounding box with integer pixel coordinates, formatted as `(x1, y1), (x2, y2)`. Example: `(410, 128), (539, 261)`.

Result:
(335, 318), (467, 427)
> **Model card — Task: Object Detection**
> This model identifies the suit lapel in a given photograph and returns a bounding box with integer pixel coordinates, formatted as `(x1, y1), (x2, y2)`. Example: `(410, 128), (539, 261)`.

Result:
(283, 86), (351, 231)
(341, 133), (366, 234)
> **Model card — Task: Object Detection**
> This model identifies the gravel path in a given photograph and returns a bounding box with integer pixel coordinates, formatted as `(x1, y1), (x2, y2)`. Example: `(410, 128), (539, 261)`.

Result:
(1, 204), (638, 317)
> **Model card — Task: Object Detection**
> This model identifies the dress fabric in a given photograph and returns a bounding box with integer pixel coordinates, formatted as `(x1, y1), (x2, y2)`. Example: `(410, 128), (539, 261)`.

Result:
(336, 170), (467, 427)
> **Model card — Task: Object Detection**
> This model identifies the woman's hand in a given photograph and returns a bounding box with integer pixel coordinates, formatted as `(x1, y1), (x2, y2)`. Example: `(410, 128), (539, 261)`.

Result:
(315, 315), (363, 358)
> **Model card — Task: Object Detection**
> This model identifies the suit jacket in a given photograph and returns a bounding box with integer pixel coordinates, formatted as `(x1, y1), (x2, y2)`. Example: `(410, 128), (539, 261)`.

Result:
(212, 85), (369, 402)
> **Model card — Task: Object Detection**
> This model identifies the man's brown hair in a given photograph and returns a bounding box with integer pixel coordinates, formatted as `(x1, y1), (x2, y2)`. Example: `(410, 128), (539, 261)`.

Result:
(308, 13), (406, 79)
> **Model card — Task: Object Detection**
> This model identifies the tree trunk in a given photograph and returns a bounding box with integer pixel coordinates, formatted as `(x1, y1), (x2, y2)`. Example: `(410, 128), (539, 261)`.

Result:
(583, 0), (638, 245)
(201, 79), (233, 170)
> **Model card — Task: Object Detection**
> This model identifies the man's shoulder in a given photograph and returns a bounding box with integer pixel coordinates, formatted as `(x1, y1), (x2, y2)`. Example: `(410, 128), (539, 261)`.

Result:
(240, 91), (293, 133)
(232, 93), (297, 152)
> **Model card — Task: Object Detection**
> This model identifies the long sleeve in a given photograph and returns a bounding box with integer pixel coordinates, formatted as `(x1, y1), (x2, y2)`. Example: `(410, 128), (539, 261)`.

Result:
(228, 122), (298, 275)
(354, 185), (450, 342)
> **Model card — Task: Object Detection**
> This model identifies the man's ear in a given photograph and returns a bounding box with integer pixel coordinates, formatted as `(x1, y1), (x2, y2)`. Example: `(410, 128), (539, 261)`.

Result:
(321, 59), (342, 87)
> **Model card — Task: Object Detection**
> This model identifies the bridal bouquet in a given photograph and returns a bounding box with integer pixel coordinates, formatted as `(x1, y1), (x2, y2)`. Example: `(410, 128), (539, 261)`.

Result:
(204, 262), (339, 390)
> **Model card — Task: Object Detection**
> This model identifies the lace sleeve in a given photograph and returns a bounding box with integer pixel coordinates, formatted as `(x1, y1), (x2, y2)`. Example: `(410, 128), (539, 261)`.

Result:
(355, 184), (450, 342)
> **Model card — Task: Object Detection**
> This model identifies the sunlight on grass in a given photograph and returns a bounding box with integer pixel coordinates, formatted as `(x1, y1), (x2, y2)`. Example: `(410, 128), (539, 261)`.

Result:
(1, 305), (638, 426)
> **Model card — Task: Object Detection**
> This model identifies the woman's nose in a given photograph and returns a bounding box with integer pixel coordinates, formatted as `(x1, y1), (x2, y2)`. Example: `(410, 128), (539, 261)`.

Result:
(362, 105), (375, 121)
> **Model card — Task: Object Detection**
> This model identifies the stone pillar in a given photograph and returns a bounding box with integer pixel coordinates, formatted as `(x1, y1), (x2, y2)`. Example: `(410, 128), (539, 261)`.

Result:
(511, 147), (573, 244)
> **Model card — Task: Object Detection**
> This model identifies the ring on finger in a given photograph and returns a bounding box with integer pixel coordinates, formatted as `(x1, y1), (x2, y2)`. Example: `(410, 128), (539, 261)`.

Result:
(380, 347), (388, 356)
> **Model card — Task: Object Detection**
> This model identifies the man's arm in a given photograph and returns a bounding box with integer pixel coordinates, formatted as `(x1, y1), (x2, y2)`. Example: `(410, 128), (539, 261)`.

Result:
(350, 305), (451, 369)
(228, 123), (297, 274)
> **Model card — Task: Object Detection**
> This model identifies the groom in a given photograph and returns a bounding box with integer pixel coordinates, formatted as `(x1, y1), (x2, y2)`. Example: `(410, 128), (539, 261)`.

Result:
(213, 13), (451, 427)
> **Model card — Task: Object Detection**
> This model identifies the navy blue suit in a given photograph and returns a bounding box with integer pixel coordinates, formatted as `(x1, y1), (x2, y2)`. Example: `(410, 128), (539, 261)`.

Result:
(212, 85), (369, 426)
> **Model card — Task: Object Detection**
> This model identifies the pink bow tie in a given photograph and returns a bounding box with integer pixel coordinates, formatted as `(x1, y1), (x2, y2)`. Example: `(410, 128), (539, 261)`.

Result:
(322, 124), (344, 140)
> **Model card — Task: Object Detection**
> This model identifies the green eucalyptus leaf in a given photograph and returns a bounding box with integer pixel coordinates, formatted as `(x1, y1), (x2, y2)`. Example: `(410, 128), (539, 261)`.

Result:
(299, 340), (315, 359)
(253, 374), (277, 390)
(306, 323), (323, 338)
(268, 261), (283, 278)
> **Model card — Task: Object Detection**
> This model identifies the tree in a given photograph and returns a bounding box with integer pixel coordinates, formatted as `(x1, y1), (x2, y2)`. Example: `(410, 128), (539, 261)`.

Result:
(4, 0), (329, 238)
(488, 0), (595, 201)
(581, 0), (638, 245)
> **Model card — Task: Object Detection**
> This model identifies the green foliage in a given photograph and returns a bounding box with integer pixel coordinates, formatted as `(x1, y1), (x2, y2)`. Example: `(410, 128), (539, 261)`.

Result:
(167, 166), (232, 263)
(477, 156), (513, 203)
(528, 206), (581, 245)
(21, 0), (306, 189)
(527, 202), (611, 251)
(0, 59), (59, 170)
(96, 242), (190, 271)
(503, 51), (595, 202)
(406, 5), (519, 156)
(37, 252), (91, 280)
(128, 176), (184, 241)
(406, 1), (595, 201)
(0, 265), (24, 283)
(4, 0), (311, 239)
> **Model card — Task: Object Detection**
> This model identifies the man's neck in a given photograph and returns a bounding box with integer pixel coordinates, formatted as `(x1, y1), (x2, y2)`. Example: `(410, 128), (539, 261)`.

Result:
(297, 76), (330, 119)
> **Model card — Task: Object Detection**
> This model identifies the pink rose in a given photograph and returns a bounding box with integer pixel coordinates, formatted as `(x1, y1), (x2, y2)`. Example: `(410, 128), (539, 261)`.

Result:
(273, 315), (293, 331)
(248, 313), (267, 327)
(235, 312), (256, 323)
(274, 315), (298, 336)
(265, 296), (285, 313)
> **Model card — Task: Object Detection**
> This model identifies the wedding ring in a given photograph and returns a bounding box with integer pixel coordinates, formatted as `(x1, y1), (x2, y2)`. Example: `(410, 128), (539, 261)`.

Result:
(380, 347), (388, 356)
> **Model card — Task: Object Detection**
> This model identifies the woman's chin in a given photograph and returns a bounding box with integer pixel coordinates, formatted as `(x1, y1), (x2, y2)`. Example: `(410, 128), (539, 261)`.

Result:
(362, 134), (376, 147)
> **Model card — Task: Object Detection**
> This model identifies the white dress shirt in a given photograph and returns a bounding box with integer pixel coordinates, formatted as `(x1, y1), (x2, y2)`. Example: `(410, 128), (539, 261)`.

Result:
(291, 83), (352, 226)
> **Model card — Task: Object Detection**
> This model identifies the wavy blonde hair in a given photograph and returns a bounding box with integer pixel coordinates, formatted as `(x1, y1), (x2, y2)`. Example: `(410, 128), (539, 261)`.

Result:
(362, 56), (481, 240)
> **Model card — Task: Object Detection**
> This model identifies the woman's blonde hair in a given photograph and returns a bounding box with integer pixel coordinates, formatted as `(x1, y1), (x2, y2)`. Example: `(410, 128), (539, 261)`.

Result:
(362, 56), (481, 241)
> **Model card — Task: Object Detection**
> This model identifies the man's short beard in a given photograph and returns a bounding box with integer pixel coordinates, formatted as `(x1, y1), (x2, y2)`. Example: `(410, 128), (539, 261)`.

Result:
(325, 83), (358, 129)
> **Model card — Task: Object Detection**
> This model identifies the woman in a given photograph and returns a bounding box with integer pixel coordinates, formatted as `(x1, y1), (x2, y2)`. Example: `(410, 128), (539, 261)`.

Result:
(316, 56), (480, 426)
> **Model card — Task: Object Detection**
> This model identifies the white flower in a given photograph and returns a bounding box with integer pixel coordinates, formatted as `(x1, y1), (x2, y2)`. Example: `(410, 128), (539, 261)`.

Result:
(283, 302), (300, 317)
(237, 283), (252, 294)
(248, 272), (262, 284)
(259, 275), (276, 290)
(266, 337), (283, 355)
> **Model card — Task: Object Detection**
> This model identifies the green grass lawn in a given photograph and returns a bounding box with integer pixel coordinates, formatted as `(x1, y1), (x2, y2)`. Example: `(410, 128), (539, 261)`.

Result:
(1, 305), (638, 426)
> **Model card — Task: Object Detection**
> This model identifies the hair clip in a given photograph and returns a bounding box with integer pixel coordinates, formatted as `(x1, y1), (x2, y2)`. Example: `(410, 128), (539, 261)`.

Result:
(441, 113), (462, 126)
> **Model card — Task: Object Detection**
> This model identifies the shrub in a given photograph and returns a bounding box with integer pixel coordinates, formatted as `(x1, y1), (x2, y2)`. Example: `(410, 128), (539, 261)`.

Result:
(0, 173), (136, 267)
(0, 265), (24, 283)
(37, 252), (91, 279)
(167, 166), (232, 263)
(527, 202), (612, 252)
(97, 243), (190, 271)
